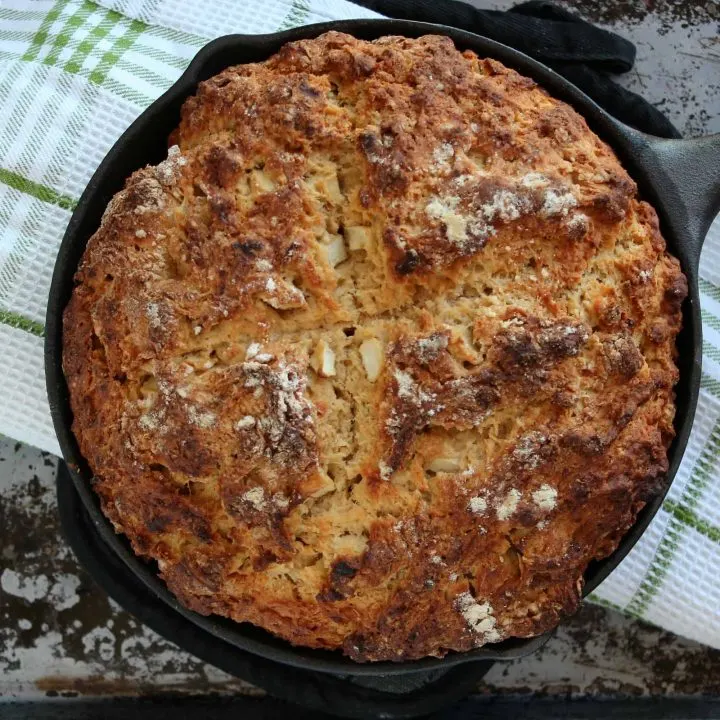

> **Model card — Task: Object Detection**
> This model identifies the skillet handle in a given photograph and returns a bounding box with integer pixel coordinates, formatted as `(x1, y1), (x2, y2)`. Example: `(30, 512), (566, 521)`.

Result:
(623, 131), (720, 275)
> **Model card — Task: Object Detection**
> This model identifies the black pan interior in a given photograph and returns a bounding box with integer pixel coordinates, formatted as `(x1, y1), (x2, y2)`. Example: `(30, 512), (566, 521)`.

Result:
(45, 19), (703, 676)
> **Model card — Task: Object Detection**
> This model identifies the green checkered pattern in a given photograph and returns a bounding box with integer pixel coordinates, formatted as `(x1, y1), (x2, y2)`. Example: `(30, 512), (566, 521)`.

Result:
(0, 0), (719, 648)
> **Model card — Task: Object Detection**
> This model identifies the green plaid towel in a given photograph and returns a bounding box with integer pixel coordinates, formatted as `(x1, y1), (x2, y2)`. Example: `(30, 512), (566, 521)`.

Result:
(1, 0), (718, 649)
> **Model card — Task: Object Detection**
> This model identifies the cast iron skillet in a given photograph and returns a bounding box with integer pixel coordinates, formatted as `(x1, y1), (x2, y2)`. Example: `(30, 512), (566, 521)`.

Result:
(45, 19), (720, 676)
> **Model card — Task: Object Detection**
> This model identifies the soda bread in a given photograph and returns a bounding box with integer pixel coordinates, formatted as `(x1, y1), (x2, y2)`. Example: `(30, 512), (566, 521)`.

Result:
(63, 32), (686, 661)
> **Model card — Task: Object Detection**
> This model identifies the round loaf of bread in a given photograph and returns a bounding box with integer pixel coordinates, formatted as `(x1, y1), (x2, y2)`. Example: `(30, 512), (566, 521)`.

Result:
(64, 32), (687, 661)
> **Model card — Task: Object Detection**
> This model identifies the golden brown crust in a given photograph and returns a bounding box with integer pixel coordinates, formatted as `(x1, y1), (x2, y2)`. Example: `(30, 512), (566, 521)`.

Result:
(63, 32), (686, 661)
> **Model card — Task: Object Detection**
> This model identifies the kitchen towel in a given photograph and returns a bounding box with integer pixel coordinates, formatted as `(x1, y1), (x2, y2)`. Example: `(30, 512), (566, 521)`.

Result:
(0, 0), (718, 650)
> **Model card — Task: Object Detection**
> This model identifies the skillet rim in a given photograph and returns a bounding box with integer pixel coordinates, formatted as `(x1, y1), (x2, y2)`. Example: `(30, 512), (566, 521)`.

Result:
(45, 18), (702, 675)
